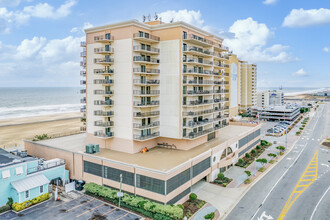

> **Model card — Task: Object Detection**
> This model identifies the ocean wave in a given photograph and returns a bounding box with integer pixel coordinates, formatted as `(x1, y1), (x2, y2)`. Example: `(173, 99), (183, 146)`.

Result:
(0, 104), (81, 120)
(284, 88), (328, 97)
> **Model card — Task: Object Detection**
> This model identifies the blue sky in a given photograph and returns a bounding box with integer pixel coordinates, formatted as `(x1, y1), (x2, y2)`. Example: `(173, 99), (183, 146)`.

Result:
(0, 0), (329, 88)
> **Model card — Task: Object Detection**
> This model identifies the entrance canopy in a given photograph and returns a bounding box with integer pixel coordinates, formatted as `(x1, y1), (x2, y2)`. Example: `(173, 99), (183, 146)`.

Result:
(11, 174), (49, 193)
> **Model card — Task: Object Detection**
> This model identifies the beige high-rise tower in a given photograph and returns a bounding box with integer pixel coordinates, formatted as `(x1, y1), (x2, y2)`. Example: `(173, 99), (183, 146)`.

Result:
(239, 61), (257, 113)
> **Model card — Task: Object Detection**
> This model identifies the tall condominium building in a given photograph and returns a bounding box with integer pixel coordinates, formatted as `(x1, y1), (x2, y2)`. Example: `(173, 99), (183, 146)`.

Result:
(257, 90), (284, 107)
(239, 61), (257, 113)
(25, 19), (261, 205)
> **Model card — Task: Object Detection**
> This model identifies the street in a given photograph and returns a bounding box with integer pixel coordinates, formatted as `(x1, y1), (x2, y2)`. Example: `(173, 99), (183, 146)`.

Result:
(226, 103), (330, 220)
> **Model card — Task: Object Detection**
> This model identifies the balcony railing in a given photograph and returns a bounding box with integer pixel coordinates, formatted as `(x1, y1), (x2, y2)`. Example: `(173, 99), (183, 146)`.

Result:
(184, 99), (214, 106)
(184, 34), (213, 46)
(80, 97), (86, 103)
(183, 57), (213, 65)
(183, 109), (213, 116)
(94, 120), (114, 127)
(133, 90), (160, 95)
(183, 80), (214, 85)
(80, 80), (86, 85)
(94, 47), (114, 54)
(94, 69), (114, 74)
(80, 51), (86, 57)
(80, 61), (86, 67)
(133, 111), (160, 117)
(133, 132), (160, 140)
(133, 56), (159, 64)
(94, 79), (114, 85)
(80, 106), (86, 112)
(133, 79), (160, 85)
(183, 68), (213, 76)
(94, 90), (114, 95)
(183, 127), (214, 139)
(80, 41), (86, 47)
(94, 131), (114, 138)
(94, 110), (114, 116)
(80, 89), (86, 94)
(133, 121), (160, 129)
(214, 44), (229, 51)
(94, 35), (114, 42)
(94, 58), (114, 64)
(133, 101), (160, 107)
(80, 70), (86, 77)
(133, 45), (160, 53)
(183, 90), (212, 95)
(184, 118), (214, 128)
(133, 68), (160, 74)
(94, 100), (114, 106)
(133, 33), (160, 42)
(184, 46), (212, 56)
(27, 159), (65, 175)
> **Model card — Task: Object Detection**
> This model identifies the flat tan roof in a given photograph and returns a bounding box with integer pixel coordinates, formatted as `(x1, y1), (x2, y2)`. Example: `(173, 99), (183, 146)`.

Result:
(34, 125), (255, 173)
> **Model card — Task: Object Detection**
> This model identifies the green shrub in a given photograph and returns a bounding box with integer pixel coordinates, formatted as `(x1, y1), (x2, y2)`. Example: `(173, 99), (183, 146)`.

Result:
(256, 145), (261, 150)
(0, 205), (10, 213)
(269, 160), (275, 164)
(245, 171), (251, 176)
(32, 134), (49, 141)
(244, 178), (252, 184)
(177, 204), (184, 210)
(12, 193), (50, 212)
(189, 193), (197, 202)
(276, 146), (285, 151)
(238, 158), (244, 164)
(6, 197), (13, 208)
(280, 152), (284, 156)
(245, 153), (250, 158)
(251, 149), (256, 154)
(299, 127), (303, 130)
(296, 131), (301, 135)
(217, 173), (225, 180)
(204, 212), (215, 219)
(223, 183), (228, 187)
(214, 179), (223, 184)
(256, 158), (267, 165)
(267, 153), (276, 158)
(258, 167), (265, 172)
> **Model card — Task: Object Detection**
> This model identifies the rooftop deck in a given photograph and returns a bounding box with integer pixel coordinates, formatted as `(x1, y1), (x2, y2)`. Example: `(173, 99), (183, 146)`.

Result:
(35, 125), (255, 172)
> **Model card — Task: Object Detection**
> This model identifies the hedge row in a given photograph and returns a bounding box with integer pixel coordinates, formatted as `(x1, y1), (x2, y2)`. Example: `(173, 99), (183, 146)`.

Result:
(12, 193), (50, 212)
(84, 183), (183, 219)
(0, 205), (10, 213)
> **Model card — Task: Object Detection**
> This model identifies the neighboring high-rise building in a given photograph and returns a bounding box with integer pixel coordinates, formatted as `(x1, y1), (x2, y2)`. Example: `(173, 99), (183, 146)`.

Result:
(257, 90), (284, 107)
(239, 61), (257, 113)
(25, 19), (261, 205)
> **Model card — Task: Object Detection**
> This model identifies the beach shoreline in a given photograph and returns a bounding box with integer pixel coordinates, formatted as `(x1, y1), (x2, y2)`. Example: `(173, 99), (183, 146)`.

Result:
(0, 112), (83, 149)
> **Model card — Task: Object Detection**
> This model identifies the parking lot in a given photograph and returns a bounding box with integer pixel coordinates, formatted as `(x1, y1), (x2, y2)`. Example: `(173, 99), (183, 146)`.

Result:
(0, 192), (141, 220)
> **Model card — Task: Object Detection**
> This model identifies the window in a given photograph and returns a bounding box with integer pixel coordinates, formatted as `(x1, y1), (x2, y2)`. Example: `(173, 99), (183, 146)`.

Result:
(183, 43), (187, 51)
(40, 185), (44, 193)
(2, 170), (10, 179)
(138, 31), (143, 37)
(25, 190), (29, 199)
(136, 174), (165, 195)
(103, 166), (135, 186)
(192, 157), (210, 177)
(183, 31), (187, 39)
(166, 169), (190, 194)
(83, 161), (103, 177)
(15, 167), (23, 176)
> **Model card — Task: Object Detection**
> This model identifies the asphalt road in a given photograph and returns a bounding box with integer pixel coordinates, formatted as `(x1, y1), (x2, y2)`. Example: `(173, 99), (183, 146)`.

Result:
(226, 103), (330, 220)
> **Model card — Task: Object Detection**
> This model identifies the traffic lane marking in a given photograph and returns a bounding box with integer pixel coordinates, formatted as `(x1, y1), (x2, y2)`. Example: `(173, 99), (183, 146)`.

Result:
(76, 203), (105, 218)
(101, 208), (115, 216)
(117, 212), (129, 220)
(66, 198), (95, 212)
(55, 195), (86, 207)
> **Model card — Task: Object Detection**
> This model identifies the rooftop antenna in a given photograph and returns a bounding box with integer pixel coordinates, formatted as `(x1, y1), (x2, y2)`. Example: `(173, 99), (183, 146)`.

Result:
(142, 15), (146, 22)
(170, 18), (174, 23)
(148, 14), (151, 21)
(154, 12), (158, 20)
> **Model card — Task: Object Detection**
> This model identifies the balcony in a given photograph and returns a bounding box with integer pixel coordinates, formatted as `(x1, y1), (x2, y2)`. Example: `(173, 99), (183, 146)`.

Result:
(214, 62), (229, 68)
(94, 47), (114, 54)
(94, 69), (114, 75)
(133, 121), (160, 129)
(133, 111), (160, 118)
(94, 79), (114, 85)
(94, 110), (114, 116)
(183, 118), (214, 128)
(133, 132), (160, 141)
(80, 106), (86, 112)
(80, 89), (86, 94)
(80, 126), (86, 132)
(94, 100), (114, 106)
(80, 51), (86, 57)
(94, 120), (114, 127)
(133, 56), (159, 64)
(80, 61), (86, 67)
(94, 131), (114, 138)
(94, 35), (114, 43)
(80, 97), (86, 103)
(183, 90), (212, 95)
(94, 90), (114, 95)
(133, 68), (160, 75)
(133, 33), (160, 43)
(183, 109), (213, 117)
(80, 80), (86, 85)
(183, 57), (213, 66)
(214, 43), (229, 52)
(213, 53), (229, 60)
(94, 58), (114, 64)
(184, 99), (213, 106)
(133, 45), (160, 54)
(133, 100), (159, 107)
(223, 72), (230, 77)
(133, 90), (160, 96)
(183, 46), (212, 57)
(183, 68), (213, 76)
(213, 89), (229, 94)
(183, 34), (213, 47)
(133, 79), (160, 85)
(183, 128), (214, 139)
(80, 41), (86, 47)
(80, 70), (86, 77)
(183, 79), (213, 85)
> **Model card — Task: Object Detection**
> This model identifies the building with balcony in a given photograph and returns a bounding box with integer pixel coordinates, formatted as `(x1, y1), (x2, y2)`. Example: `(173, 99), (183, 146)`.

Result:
(25, 19), (260, 205)
(239, 61), (257, 114)
(0, 148), (69, 207)
(257, 90), (284, 107)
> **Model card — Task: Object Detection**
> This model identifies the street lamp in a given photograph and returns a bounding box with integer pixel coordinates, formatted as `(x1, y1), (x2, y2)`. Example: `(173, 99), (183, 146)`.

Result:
(117, 174), (123, 208)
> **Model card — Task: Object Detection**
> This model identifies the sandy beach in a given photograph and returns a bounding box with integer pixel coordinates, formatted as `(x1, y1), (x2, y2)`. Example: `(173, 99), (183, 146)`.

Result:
(0, 112), (82, 149)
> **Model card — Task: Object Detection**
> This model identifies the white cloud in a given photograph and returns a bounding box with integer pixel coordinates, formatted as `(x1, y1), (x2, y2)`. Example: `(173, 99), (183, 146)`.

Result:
(17, 36), (46, 58)
(0, 0), (76, 33)
(283, 8), (330, 27)
(0, 0), (21, 7)
(223, 17), (294, 63)
(293, 68), (308, 77)
(71, 22), (93, 33)
(263, 0), (278, 5)
(323, 47), (329, 52)
(158, 9), (204, 27)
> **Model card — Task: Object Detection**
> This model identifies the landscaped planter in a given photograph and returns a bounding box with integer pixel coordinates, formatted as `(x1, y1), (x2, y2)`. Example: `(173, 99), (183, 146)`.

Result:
(12, 193), (50, 212)
(182, 195), (206, 219)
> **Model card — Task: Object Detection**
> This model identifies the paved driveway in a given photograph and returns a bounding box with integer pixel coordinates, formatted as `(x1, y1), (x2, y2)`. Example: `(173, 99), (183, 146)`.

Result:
(0, 192), (141, 220)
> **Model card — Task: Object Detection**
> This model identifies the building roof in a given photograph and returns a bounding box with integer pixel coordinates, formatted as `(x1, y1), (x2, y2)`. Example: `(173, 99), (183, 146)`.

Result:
(31, 125), (257, 173)
(252, 105), (299, 112)
(11, 174), (49, 193)
(0, 149), (35, 169)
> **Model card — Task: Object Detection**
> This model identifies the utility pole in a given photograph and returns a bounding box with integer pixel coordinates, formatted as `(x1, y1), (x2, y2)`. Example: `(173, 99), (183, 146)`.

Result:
(118, 174), (123, 208)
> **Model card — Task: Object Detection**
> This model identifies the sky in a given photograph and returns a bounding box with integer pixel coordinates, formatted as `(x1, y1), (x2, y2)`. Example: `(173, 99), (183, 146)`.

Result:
(0, 0), (330, 88)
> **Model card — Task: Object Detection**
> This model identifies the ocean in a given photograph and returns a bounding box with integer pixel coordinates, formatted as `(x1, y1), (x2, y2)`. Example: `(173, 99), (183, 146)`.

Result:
(258, 87), (329, 96)
(0, 87), (82, 120)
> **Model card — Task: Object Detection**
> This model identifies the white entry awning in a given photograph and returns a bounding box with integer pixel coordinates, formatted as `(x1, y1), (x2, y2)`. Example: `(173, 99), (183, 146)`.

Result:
(11, 174), (49, 193)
